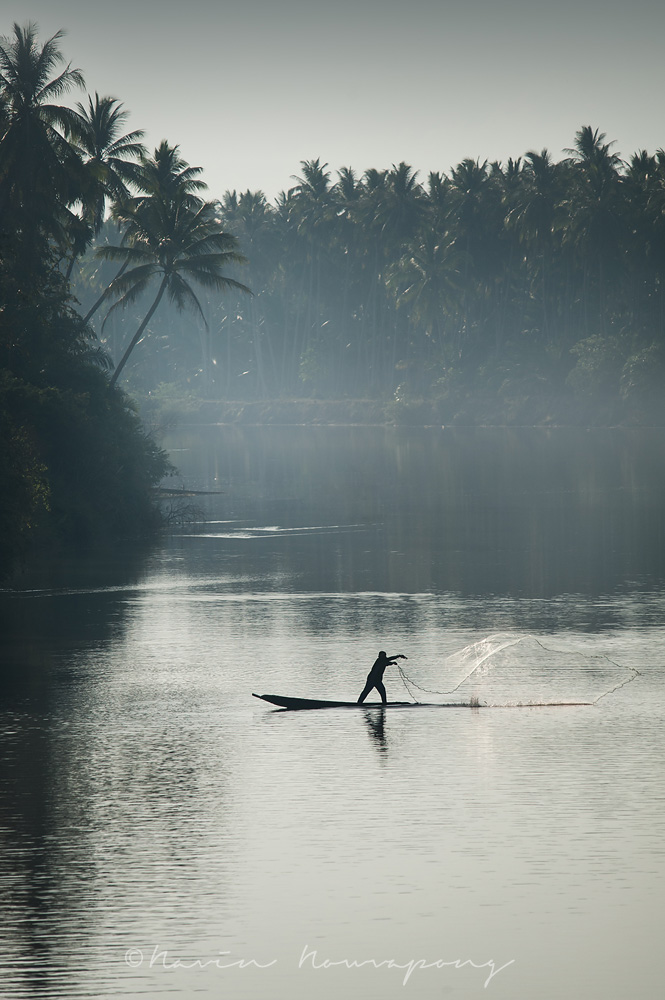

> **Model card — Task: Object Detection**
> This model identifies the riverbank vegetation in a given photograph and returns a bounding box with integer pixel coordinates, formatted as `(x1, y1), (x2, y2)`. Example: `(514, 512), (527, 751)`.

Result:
(0, 22), (244, 577)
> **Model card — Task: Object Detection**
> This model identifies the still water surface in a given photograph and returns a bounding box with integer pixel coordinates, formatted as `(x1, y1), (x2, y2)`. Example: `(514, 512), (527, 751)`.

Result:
(1, 426), (664, 999)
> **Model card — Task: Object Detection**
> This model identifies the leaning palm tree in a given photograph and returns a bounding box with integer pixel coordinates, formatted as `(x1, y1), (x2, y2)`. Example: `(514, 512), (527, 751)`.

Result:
(81, 140), (207, 327)
(100, 167), (250, 387)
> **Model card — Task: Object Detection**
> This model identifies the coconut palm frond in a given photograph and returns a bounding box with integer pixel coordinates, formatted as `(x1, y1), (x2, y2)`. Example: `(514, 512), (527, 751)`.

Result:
(175, 263), (251, 296)
(96, 242), (155, 265)
(107, 261), (161, 295)
(164, 271), (208, 320)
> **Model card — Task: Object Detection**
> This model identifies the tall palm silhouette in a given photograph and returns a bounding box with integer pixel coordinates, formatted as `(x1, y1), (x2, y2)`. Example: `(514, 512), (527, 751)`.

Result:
(82, 140), (208, 327)
(59, 93), (146, 282)
(505, 149), (565, 342)
(0, 21), (84, 263)
(563, 126), (627, 335)
(72, 92), (146, 235)
(374, 162), (424, 250)
(219, 189), (278, 391)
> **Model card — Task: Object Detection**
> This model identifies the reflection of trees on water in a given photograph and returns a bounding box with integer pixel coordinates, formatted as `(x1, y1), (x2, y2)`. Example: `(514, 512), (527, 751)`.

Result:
(0, 672), (238, 998)
(167, 425), (665, 599)
(0, 703), (98, 998)
(0, 558), (238, 998)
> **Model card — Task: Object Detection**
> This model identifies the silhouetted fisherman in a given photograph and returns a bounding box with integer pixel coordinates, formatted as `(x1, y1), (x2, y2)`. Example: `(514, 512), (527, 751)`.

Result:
(357, 650), (407, 704)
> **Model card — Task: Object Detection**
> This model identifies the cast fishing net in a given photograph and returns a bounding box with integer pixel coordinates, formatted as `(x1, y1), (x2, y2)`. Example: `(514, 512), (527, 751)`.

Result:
(397, 632), (639, 706)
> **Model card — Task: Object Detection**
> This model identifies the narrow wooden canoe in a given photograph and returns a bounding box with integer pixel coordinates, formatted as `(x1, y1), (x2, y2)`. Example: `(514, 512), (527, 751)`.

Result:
(252, 693), (467, 710)
(252, 694), (590, 710)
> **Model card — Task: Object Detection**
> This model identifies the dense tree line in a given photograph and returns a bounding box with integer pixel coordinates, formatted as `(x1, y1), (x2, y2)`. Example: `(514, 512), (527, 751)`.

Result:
(78, 135), (665, 425)
(0, 22), (246, 576)
(211, 143), (665, 423)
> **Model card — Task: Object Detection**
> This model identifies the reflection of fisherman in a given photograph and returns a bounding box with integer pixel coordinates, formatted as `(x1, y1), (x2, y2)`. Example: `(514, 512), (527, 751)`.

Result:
(357, 650), (407, 704)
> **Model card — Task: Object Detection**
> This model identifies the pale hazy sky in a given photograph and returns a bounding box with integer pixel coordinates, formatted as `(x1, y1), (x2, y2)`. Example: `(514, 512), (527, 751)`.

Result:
(4, 0), (664, 200)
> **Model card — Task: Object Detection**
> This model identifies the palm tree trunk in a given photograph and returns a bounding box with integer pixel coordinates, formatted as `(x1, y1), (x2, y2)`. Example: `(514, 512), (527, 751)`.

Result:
(109, 276), (168, 387)
(82, 259), (130, 326)
(65, 253), (77, 283)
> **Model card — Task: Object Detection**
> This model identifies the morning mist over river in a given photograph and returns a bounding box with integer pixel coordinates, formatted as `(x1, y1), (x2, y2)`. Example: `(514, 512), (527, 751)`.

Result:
(2, 424), (664, 999)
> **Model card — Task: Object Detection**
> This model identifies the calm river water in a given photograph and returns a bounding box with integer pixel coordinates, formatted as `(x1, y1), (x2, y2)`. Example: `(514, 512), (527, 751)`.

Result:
(1, 425), (664, 1000)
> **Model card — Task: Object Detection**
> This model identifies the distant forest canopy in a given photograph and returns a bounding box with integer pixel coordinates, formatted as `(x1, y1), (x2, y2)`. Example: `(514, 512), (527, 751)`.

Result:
(73, 131), (665, 425)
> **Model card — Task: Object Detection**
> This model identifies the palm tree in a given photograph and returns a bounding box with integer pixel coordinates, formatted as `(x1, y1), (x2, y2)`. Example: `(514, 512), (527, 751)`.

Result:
(219, 189), (278, 392)
(288, 159), (335, 380)
(220, 188), (275, 281)
(71, 93), (146, 235)
(334, 166), (361, 206)
(623, 150), (665, 339)
(0, 22), (84, 266)
(135, 137), (207, 208)
(291, 158), (332, 204)
(564, 126), (622, 172)
(81, 139), (208, 327)
(425, 171), (450, 231)
(563, 126), (627, 336)
(510, 150), (559, 243)
(449, 158), (492, 256)
(331, 166), (365, 363)
(505, 149), (566, 343)
(447, 158), (502, 359)
(374, 162), (424, 249)
(387, 229), (465, 352)
(60, 94), (146, 283)
(99, 144), (250, 387)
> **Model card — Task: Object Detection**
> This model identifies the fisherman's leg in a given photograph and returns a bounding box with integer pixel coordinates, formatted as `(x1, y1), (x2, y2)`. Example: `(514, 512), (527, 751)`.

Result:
(357, 679), (373, 703)
(376, 681), (387, 704)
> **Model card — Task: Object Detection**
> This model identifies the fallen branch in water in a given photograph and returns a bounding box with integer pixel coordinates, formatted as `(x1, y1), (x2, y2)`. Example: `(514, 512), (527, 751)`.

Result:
(153, 486), (224, 496)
